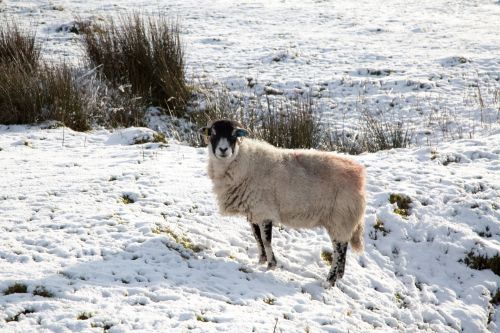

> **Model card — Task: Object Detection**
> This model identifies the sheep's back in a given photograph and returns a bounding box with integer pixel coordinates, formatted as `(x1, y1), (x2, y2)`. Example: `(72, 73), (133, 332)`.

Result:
(273, 150), (365, 231)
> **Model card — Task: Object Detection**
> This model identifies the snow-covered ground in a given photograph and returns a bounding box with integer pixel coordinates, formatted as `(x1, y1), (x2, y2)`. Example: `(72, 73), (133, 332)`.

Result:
(0, 126), (499, 332)
(1, 0), (500, 332)
(1, 0), (500, 142)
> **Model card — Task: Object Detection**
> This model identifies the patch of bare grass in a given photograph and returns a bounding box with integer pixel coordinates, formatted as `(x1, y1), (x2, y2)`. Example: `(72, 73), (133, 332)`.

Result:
(3, 282), (28, 295)
(33, 285), (54, 298)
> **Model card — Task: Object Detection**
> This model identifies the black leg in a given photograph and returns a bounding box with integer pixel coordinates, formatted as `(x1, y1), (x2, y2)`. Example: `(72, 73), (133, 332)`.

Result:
(250, 223), (267, 264)
(260, 220), (277, 269)
(327, 241), (348, 287)
(335, 241), (348, 279)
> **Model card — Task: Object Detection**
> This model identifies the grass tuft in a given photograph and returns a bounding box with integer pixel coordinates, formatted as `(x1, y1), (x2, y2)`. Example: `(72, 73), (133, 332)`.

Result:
(0, 60), (98, 131)
(152, 225), (202, 253)
(192, 89), (323, 150)
(91, 322), (113, 331)
(390, 193), (412, 217)
(257, 95), (322, 149)
(196, 314), (209, 322)
(5, 308), (35, 322)
(463, 251), (500, 276)
(77, 312), (94, 320)
(0, 20), (99, 131)
(238, 266), (252, 273)
(263, 297), (277, 305)
(359, 111), (413, 153)
(369, 218), (390, 240)
(320, 250), (333, 265)
(80, 13), (190, 116)
(395, 292), (408, 308)
(132, 132), (167, 145)
(0, 20), (39, 69)
(3, 282), (28, 295)
(121, 194), (135, 204)
(33, 286), (54, 298)
(374, 218), (390, 236)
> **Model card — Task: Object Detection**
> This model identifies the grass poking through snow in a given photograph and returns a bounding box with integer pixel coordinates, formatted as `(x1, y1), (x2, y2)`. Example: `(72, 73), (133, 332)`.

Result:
(390, 193), (412, 217)
(3, 283), (28, 295)
(321, 250), (333, 265)
(5, 308), (35, 322)
(152, 224), (202, 253)
(77, 312), (94, 320)
(32, 285), (54, 298)
(463, 251), (500, 277)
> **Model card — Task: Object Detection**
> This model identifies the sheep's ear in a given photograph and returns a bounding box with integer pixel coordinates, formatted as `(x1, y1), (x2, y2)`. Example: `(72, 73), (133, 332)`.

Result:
(233, 128), (249, 138)
(199, 127), (211, 137)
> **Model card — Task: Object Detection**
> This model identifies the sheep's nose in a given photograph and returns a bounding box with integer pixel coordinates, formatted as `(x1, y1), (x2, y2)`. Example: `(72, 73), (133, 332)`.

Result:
(219, 147), (228, 153)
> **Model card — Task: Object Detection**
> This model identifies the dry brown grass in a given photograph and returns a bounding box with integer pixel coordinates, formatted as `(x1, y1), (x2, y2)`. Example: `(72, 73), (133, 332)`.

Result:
(0, 20), (39, 69)
(80, 13), (190, 116)
(0, 62), (96, 131)
(190, 87), (323, 149)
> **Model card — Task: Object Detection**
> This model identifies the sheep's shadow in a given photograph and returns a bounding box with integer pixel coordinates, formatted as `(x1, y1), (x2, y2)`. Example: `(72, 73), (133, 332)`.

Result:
(1, 237), (304, 309)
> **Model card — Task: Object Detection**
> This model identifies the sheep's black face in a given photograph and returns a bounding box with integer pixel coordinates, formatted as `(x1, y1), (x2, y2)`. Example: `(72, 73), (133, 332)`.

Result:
(200, 120), (249, 161)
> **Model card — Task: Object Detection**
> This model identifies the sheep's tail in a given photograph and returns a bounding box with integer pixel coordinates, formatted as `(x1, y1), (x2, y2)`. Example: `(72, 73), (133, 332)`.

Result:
(350, 221), (364, 253)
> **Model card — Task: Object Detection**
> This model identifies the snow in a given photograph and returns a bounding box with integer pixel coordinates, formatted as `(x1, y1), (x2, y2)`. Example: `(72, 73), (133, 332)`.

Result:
(2, 0), (500, 141)
(0, 125), (499, 332)
(1, 0), (500, 332)
(105, 127), (164, 146)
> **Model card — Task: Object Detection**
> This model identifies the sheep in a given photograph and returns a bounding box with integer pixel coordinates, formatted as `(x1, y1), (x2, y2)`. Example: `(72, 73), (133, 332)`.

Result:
(200, 119), (366, 286)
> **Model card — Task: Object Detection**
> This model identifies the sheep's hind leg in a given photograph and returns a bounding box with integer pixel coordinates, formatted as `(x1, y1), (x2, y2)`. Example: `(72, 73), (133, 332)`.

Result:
(327, 241), (348, 287)
(260, 220), (277, 269)
(250, 223), (267, 264)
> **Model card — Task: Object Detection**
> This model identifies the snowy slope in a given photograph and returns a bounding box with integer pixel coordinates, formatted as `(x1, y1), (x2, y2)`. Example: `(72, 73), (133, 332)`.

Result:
(0, 126), (499, 332)
(1, 0), (499, 332)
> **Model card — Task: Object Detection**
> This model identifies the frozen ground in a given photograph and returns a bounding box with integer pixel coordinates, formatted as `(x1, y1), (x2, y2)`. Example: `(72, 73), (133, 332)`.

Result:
(1, 0), (500, 142)
(0, 125), (499, 332)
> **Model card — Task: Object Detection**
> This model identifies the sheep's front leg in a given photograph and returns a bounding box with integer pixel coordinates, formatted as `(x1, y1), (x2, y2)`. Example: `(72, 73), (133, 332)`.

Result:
(327, 241), (348, 287)
(260, 220), (277, 269)
(250, 223), (267, 264)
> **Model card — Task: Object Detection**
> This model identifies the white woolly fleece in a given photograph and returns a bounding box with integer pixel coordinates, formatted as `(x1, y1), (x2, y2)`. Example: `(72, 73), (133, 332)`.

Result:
(207, 138), (366, 252)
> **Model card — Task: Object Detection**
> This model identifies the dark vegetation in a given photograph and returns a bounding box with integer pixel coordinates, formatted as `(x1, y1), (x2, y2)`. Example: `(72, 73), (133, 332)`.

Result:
(80, 14), (190, 116)
(77, 312), (94, 320)
(0, 20), (39, 68)
(463, 251), (500, 277)
(33, 285), (54, 298)
(3, 282), (28, 295)
(491, 289), (500, 306)
(0, 20), (145, 130)
(390, 193), (412, 217)
(5, 308), (35, 322)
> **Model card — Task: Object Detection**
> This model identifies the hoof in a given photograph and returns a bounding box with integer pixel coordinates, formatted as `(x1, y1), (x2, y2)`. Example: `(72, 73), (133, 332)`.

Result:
(321, 280), (335, 289)
(267, 259), (277, 270)
(326, 272), (340, 288)
(327, 279), (337, 288)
